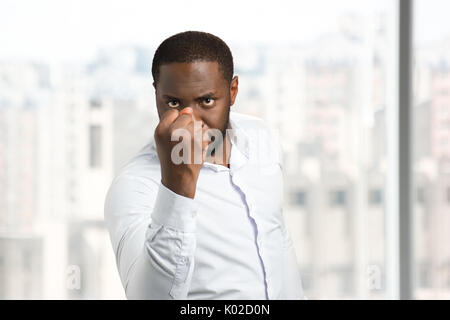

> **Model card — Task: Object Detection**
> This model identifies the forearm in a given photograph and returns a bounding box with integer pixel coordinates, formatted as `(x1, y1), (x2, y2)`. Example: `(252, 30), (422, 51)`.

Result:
(125, 222), (197, 299)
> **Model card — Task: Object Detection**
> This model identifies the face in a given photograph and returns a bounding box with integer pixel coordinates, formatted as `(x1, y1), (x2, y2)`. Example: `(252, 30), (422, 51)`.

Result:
(153, 61), (238, 136)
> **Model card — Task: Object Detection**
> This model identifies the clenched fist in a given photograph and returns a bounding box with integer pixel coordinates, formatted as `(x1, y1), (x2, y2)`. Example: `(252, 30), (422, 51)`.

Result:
(154, 107), (210, 199)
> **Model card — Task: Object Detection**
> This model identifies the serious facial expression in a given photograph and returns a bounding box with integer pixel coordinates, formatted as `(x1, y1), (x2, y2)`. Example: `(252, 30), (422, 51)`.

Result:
(153, 61), (238, 136)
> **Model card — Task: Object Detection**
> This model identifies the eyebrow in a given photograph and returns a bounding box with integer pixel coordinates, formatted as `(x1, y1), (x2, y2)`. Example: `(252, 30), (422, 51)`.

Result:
(162, 92), (218, 100)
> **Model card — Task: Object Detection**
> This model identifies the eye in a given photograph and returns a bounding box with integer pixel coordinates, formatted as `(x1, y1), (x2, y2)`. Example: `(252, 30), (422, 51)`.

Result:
(203, 97), (215, 106)
(167, 100), (180, 108)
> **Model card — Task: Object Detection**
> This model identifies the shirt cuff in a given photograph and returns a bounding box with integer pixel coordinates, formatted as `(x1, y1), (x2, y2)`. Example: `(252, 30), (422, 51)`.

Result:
(151, 183), (199, 232)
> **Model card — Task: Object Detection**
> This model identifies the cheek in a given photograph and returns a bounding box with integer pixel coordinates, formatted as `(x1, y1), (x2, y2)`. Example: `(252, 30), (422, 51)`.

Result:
(201, 106), (229, 129)
(155, 100), (165, 116)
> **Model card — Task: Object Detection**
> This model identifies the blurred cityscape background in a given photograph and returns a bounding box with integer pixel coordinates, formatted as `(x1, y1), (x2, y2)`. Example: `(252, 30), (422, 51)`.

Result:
(0, 0), (449, 299)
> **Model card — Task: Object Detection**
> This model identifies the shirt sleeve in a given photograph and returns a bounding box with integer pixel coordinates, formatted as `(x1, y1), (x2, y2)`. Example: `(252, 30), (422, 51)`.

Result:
(271, 129), (307, 300)
(280, 218), (307, 299)
(104, 174), (199, 299)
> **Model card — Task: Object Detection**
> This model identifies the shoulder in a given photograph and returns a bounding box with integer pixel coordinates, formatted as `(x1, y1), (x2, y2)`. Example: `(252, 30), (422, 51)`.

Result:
(229, 111), (270, 132)
(230, 111), (283, 168)
(104, 139), (161, 215)
(114, 139), (161, 183)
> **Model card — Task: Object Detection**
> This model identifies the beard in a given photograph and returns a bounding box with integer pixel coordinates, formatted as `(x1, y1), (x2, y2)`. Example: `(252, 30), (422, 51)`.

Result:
(207, 107), (230, 157)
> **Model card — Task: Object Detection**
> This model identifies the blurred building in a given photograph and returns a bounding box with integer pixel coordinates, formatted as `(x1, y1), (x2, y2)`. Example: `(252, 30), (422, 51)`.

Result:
(412, 52), (450, 299)
(1, 21), (450, 299)
(0, 60), (122, 299)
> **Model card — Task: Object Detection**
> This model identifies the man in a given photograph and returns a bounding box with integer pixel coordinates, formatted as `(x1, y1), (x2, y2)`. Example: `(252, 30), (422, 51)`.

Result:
(104, 31), (305, 299)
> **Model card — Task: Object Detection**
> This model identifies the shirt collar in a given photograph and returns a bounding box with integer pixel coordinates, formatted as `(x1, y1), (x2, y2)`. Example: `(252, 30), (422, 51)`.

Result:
(228, 111), (250, 160)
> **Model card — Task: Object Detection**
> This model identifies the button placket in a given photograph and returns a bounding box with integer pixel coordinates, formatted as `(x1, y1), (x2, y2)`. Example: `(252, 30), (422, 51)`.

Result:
(231, 172), (270, 299)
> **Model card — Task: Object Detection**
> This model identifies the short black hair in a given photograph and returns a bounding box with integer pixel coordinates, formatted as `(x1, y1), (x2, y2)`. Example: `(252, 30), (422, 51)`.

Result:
(151, 31), (234, 85)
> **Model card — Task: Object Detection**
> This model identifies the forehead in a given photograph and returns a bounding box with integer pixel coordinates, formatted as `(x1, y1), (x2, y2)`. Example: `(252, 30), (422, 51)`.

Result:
(157, 61), (226, 95)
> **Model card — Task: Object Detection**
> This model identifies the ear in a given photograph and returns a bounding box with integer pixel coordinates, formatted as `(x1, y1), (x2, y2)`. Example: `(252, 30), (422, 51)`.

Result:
(229, 75), (239, 107)
(153, 82), (161, 119)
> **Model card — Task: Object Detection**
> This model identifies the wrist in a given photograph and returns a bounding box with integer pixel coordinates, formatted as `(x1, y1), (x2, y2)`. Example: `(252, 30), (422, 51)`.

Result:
(161, 171), (198, 199)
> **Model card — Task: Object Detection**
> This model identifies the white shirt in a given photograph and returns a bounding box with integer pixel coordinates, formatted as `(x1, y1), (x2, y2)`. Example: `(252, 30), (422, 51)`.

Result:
(104, 111), (305, 300)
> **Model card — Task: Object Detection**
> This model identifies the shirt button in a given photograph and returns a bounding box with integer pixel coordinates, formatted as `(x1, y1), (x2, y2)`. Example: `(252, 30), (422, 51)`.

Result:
(180, 256), (188, 263)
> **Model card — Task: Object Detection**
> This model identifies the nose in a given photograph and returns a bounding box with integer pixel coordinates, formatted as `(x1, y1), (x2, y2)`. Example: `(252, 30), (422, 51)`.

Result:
(179, 106), (204, 128)
(180, 104), (202, 123)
